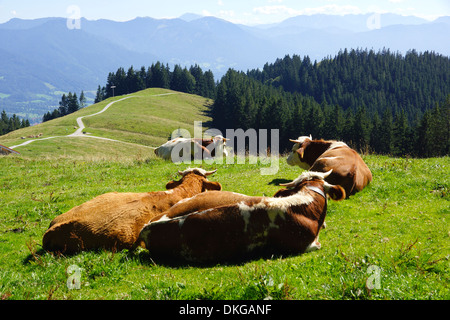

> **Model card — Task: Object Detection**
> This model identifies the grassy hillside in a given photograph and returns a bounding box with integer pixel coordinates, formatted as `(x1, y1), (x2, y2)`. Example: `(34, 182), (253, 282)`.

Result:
(0, 89), (448, 301)
(0, 154), (448, 301)
(0, 88), (213, 157)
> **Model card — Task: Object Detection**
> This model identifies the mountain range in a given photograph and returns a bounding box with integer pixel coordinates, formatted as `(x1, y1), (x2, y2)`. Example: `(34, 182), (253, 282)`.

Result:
(0, 13), (449, 122)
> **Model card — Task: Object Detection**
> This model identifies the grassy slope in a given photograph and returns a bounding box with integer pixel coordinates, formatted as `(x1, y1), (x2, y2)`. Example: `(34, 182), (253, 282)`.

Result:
(0, 88), (213, 157)
(0, 89), (448, 300)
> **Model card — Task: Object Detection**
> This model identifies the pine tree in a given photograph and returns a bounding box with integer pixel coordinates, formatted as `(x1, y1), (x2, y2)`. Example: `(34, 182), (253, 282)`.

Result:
(203, 70), (216, 99)
(170, 65), (183, 92)
(67, 92), (80, 114)
(181, 67), (196, 94)
(79, 91), (86, 108)
(151, 62), (170, 89)
(369, 112), (382, 154)
(59, 94), (68, 116)
(0, 110), (8, 135)
(352, 106), (371, 152)
(95, 85), (103, 103)
(379, 109), (394, 154)
(392, 110), (411, 156)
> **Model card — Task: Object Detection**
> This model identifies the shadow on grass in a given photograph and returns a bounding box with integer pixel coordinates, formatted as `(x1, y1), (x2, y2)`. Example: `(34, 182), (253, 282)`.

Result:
(267, 178), (292, 186)
(124, 247), (298, 269)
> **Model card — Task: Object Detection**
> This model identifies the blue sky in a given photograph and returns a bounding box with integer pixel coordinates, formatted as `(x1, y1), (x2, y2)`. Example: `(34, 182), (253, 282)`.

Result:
(1, 0), (449, 24)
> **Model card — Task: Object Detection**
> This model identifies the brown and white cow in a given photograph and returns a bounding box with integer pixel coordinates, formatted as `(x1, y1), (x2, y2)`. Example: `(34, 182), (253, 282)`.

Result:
(286, 135), (372, 197)
(138, 170), (345, 264)
(42, 168), (221, 254)
(154, 136), (228, 161)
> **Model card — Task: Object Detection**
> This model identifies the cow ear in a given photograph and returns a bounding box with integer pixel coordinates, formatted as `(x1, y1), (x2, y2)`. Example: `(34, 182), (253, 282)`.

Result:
(296, 147), (305, 160)
(202, 181), (222, 191)
(295, 140), (311, 160)
(326, 185), (346, 201)
(166, 180), (182, 190)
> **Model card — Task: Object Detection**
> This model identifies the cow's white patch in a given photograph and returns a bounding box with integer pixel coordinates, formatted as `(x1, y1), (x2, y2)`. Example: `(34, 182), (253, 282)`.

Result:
(239, 192), (314, 217)
(239, 206), (253, 232)
(305, 237), (321, 252)
(327, 141), (348, 151)
(267, 209), (284, 230)
(282, 171), (332, 189)
(165, 189), (174, 194)
(317, 156), (342, 162)
(173, 208), (216, 228)
(265, 193), (314, 211)
(156, 214), (171, 222)
(238, 192), (313, 233)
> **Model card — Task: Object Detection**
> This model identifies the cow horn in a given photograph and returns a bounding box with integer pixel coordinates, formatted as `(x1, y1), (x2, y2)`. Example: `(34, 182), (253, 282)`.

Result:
(279, 181), (297, 188)
(289, 135), (313, 144)
(204, 169), (218, 176)
(179, 168), (217, 177)
(323, 169), (333, 178)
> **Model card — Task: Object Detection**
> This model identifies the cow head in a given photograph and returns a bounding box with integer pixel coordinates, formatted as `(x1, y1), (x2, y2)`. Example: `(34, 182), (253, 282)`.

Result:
(209, 135), (229, 158)
(275, 170), (346, 201)
(165, 168), (222, 192)
(286, 135), (313, 169)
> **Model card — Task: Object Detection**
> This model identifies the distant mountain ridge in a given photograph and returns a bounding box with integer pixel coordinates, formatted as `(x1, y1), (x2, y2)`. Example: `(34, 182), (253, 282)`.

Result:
(0, 13), (448, 121)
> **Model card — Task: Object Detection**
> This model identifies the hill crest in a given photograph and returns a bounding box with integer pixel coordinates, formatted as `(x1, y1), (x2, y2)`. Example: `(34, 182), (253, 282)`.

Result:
(0, 88), (213, 159)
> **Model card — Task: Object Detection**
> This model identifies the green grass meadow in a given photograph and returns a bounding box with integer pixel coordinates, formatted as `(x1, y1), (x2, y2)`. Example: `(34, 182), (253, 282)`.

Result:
(0, 154), (448, 300)
(0, 89), (448, 301)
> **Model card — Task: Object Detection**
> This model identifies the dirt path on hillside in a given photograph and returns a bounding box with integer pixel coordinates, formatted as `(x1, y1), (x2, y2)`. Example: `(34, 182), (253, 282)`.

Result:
(9, 93), (177, 150)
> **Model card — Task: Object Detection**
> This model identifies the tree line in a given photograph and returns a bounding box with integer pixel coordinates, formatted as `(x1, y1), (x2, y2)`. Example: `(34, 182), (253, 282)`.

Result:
(0, 110), (30, 135)
(94, 62), (216, 103)
(41, 48), (449, 158)
(247, 49), (450, 125)
(42, 91), (86, 122)
(211, 69), (449, 158)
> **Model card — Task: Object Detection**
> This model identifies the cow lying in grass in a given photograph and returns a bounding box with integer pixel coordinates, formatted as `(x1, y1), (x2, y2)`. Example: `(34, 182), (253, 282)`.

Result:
(287, 135), (372, 197)
(42, 168), (221, 254)
(155, 136), (228, 161)
(138, 170), (345, 264)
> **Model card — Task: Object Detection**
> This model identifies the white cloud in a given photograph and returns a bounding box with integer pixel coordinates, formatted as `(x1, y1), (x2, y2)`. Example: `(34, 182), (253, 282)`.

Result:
(219, 10), (236, 18)
(253, 4), (362, 16)
(253, 5), (297, 15)
(201, 10), (213, 17)
(218, 0), (224, 6)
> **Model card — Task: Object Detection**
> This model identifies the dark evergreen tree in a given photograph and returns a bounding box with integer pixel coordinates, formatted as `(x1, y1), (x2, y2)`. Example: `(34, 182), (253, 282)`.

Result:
(79, 91), (86, 108)
(58, 94), (69, 116)
(352, 106), (372, 152)
(67, 92), (80, 114)
(392, 110), (411, 156)
(95, 85), (104, 103)
(379, 108), (394, 154)
(0, 110), (30, 134)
